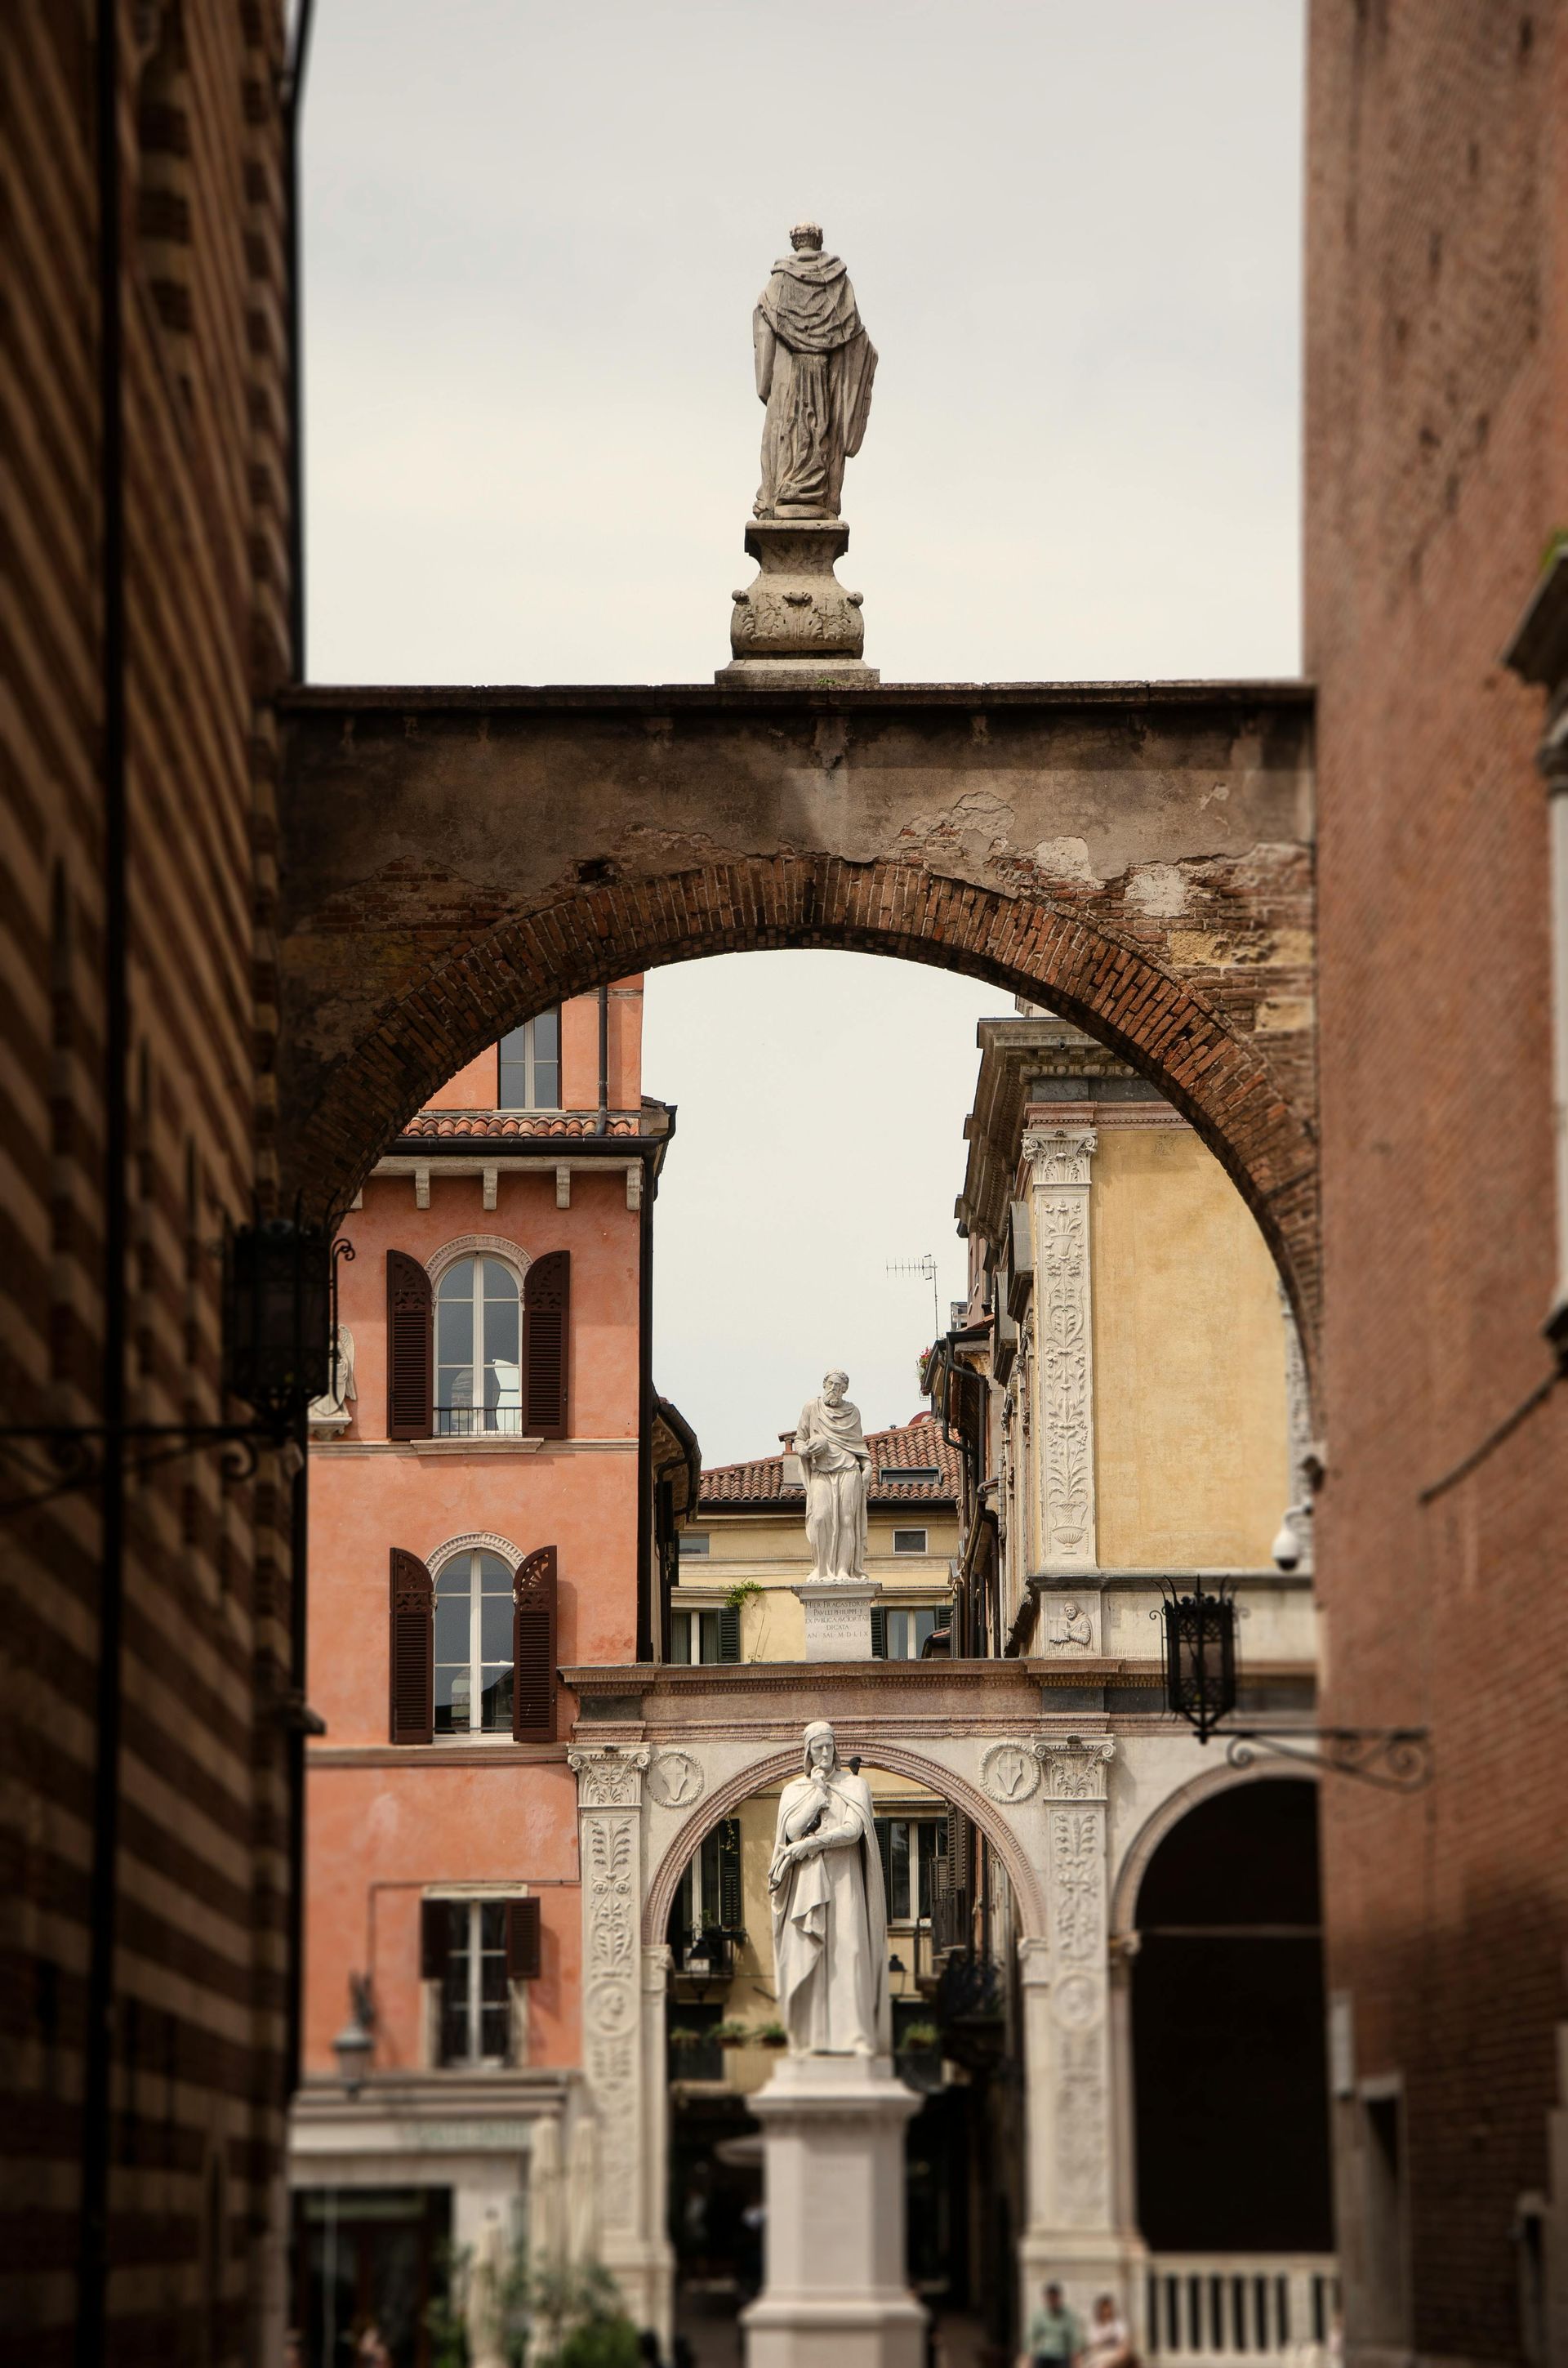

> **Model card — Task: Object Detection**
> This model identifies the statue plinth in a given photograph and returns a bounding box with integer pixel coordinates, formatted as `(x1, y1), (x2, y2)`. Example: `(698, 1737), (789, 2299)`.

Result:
(792, 1580), (881, 1662)
(742, 2055), (924, 2368)
(717, 520), (879, 687)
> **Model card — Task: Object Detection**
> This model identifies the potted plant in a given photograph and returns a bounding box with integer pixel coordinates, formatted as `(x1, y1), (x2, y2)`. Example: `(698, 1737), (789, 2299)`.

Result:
(757, 2021), (788, 2049)
(712, 2018), (753, 2048)
(900, 2022), (940, 2052)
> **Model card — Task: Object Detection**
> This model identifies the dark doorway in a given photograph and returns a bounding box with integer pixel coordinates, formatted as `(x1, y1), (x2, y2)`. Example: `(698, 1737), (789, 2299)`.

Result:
(292, 2187), (451, 2368)
(1131, 1778), (1332, 2251)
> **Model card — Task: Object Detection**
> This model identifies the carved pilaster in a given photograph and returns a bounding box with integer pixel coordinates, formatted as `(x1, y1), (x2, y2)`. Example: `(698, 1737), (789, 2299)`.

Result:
(1030, 1739), (1116, 2236)
(568, 1747), (651, 2261)
(1022, 1126), (1098, 1575)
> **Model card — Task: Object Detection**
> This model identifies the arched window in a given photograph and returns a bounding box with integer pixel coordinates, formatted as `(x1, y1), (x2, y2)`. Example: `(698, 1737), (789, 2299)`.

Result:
(434, 1547), (514, 1734)
(434, 1255), (520, 1435)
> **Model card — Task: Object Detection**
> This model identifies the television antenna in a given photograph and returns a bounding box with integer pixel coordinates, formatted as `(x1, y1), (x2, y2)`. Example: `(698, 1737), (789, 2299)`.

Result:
(887, 1252), (940, 1343)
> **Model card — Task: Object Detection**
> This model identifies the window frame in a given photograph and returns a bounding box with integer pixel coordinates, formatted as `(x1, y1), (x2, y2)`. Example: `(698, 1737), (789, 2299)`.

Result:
(432, 1542), (517, 1738)
(876, 1816), (946, 1924)
(890, 1527), (929, 1555)
(497, 1010), (561, 1111)
(425, 1895), (525, 2069)
(883, 1604), (942, 1660)
(434, 1252), (523, 1436)
(669, 1606), (723, 1664)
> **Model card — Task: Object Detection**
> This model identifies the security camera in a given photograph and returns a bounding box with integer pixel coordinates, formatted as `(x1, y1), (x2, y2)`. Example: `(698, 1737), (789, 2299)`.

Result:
(1271, 1518), (1301, 1574)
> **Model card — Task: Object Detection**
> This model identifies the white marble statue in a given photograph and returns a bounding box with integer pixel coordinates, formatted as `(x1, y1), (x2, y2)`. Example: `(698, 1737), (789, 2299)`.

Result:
(465, 2210), (509, 2368)
(795, 1371), (872, 1581)
(306, 1323), (355, 1434)
(767, 1720), (889, 2056)
(753, 224), (876, 520)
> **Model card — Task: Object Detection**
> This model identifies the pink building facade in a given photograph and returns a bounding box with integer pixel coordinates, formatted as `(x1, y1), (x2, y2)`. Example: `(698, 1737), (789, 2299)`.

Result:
(288, 982), (696, 2364)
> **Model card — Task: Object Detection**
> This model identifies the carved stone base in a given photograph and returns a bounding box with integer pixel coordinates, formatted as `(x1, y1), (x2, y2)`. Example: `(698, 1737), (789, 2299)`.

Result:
(718, 520), (879, 686)
(742, 2056), (924, 2368)
(793, 1581), (880, 1662)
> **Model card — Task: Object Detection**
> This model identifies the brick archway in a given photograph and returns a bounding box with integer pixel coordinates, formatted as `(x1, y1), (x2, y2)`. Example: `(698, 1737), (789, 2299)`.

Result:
(277, 682), (1317, 1354)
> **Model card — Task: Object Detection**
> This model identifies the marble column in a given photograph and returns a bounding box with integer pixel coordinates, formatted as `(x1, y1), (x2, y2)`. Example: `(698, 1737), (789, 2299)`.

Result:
(568, 1747), (664, 2326)
(1018, 1738), (1134, 2321)
(1023, 1125), (1102, 1649)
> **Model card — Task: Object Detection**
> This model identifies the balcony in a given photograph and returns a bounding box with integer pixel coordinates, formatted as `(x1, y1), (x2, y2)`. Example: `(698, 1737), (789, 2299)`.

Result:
(1145, 2255), (1339, 2367)
(434, 1405), (524, 1438)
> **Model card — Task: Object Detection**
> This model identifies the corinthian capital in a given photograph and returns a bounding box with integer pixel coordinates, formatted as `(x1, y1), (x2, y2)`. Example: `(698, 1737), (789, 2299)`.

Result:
(1022, 1125), (1098, 1188)
(568, 1746), (651, 1808)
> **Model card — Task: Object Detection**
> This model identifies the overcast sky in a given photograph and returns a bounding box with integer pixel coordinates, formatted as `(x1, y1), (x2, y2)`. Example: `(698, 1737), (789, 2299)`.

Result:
(302, 0), (1304, 1464)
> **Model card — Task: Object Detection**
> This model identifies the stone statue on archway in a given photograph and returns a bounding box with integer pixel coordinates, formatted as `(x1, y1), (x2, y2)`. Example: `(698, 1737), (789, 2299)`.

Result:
(795, 1370), (872, 1581)
(753, 224), (876, 521)
(767, 1721), (889, 2055)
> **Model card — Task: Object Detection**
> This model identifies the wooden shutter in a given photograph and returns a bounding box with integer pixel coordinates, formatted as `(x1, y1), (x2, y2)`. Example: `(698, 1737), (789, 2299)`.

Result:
(522, 1251), (570, 1438)
(512, 1546), (558, 1741)
(869, 1606), (887, 1659)
(420, 1898), (451, 1982)
(946, 1806), (971, 1899)
(385, 1251), (433, 1439)
(717, 1818), (742, 1933)
(506, 1898), (542, 1981)
(875, 1817), (894, 1908)
(717, 1603), (741, 1663)
(389, 1550), (434, 1744)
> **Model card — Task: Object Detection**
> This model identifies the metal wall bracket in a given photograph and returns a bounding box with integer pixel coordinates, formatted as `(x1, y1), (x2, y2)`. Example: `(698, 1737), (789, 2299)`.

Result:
(1223, 1726), (1432, 1792)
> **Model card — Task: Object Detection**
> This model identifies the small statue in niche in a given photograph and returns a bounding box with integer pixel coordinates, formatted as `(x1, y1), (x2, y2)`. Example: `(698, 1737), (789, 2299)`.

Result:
(1046, 1599), (1094, 1652)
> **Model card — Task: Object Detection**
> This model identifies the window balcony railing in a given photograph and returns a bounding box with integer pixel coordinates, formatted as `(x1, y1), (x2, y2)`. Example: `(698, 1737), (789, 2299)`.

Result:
(1144, 2256), (1339, 2366)
(670, 1928), (742, 1981)
(434, 1405), (524, 1438)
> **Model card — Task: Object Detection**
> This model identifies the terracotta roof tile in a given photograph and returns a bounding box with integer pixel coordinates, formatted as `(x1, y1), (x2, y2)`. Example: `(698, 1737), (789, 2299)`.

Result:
(397, 1109), (656, 1142)
(697, 1412), (959, 1510)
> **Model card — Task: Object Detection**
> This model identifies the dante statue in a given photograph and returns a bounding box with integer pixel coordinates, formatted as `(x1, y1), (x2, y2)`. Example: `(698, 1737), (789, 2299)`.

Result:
(753, 222), (876, 520)
(768, 1721), (889, 2055)
(795, 1370), (871, 1581)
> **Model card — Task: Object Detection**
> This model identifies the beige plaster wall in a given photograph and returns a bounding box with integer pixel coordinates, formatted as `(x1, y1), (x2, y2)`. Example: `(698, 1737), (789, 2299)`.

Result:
(674, 1507), (957, 1662)
(1090, 1125), (1290, 1568)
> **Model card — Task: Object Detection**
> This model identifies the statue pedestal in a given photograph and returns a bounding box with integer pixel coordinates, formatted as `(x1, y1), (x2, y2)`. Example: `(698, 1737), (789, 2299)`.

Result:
(717, 520), (880, 686)
(742, 2056), (924, 2368)
(792, 1581), (880, 1662)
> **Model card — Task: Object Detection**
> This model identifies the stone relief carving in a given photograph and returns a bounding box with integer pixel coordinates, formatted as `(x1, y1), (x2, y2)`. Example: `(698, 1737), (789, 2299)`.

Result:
(981, 1741), (1041, 1804)
(571, 1749), (650, 2237)
(1025, 1127), (1098, 1571)
(1045, 1599), (1094, 1652)
(1022, 1125), (1098, 1189)
(568, 1746), (650, 1809)
(1034, 1736), (1116, 1799)
(647, 1750), (704, 1810)
(1035, 1734), (1115, 2228)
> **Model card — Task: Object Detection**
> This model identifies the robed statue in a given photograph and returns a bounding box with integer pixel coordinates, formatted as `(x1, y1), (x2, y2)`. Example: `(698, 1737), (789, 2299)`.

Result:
(754, 223), (876, 520)
(768, 1721), (889, 2055)
(795, 1370), (872, 1581)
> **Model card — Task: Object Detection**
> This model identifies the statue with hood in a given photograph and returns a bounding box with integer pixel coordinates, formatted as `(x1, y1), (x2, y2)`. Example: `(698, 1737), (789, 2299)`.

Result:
(767, 1720), (889, 2056)
(753, 223), (877, 520)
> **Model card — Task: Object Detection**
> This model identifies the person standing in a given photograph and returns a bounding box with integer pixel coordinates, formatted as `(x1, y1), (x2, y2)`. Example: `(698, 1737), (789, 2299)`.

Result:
(1025, 2281), (1085, 2368)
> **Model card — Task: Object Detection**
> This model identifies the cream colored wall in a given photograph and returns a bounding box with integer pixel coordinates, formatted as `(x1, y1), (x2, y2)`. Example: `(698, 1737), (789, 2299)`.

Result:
(673, 1507), (956, 1663)
(1089, 1124), (1289, 1567)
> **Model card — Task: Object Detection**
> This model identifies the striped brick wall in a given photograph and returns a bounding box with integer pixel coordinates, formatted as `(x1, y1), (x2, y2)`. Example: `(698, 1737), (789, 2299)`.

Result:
(1, 3), (295, 2360)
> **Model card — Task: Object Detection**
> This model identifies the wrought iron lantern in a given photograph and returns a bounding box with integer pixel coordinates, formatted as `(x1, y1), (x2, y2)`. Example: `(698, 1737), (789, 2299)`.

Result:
(224, 1215), (335, 1422)
(1160, 1573), (1237, 1742)
(332, 1973), (376, 2098)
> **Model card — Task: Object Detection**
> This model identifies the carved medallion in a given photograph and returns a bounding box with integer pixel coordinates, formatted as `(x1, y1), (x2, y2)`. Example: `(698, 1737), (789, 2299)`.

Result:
(647, 1750), (704, 1810)
(981, 1741), (1040, 1804)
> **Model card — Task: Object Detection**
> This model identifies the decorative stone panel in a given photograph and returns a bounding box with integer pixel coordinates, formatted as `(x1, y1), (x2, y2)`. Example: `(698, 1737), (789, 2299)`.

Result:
(1023, 1126), (1099, 1574)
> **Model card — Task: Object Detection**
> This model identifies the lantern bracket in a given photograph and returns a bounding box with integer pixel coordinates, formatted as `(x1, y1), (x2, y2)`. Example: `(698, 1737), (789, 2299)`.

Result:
(1223, 1726), (1432, 1793)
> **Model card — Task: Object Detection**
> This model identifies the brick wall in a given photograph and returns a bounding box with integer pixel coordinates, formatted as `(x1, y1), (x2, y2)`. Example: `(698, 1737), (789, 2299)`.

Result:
(1306, 2), (1568, 2358)
(0, 4), (294, 2360)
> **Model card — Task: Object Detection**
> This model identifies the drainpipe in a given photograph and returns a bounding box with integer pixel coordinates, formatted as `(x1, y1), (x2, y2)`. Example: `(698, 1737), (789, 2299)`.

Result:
(595, 984), (610, 1135)
(76, 3), (127, 2355)
(284, 0), (315, 680)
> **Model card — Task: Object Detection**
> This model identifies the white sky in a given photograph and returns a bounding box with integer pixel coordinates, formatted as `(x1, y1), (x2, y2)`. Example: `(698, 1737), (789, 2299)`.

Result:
(302, 0), (1304, 1465)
